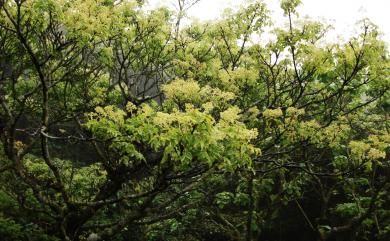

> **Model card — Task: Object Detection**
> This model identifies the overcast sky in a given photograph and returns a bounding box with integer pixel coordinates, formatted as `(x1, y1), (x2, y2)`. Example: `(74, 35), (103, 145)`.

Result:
(148, 0), (390, 45)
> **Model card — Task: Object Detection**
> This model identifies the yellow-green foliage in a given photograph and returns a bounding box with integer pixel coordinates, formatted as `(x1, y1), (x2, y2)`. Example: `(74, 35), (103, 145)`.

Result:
(0, 0), (389, 240)
(162, 79), (236, 107)
(87, 100), (259, 171)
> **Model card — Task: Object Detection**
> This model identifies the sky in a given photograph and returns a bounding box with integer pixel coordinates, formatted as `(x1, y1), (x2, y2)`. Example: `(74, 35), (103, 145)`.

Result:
(148, 0), (390, 45)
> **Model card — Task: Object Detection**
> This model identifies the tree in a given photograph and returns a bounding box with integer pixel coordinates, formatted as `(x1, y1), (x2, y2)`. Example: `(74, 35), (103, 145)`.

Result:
(0, 0), (389, 241)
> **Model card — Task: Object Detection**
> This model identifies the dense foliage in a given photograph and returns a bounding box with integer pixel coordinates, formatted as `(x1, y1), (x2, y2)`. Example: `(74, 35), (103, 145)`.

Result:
(0, 0), (389, 240)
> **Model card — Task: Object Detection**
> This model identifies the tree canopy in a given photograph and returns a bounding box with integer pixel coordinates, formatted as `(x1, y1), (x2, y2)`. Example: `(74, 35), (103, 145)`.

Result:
(0, 0), (389, 241)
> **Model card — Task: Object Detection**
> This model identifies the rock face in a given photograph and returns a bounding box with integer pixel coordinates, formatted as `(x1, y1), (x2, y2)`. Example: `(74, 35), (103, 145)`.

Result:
(87, 233), (100, 241)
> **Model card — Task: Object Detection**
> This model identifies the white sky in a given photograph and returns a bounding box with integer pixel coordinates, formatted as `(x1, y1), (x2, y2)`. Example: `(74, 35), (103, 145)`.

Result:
(148, 0), (390, 45)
